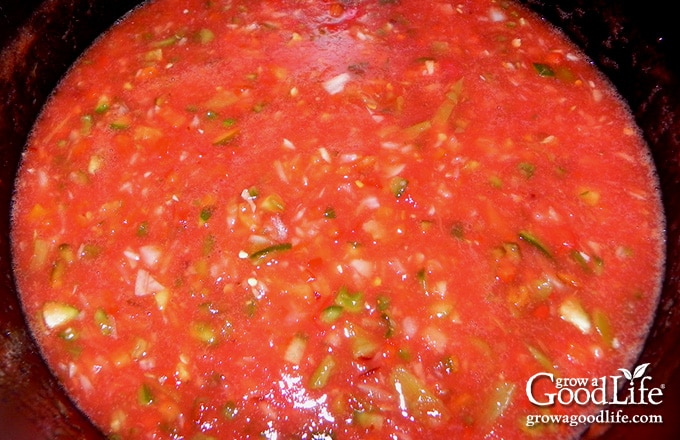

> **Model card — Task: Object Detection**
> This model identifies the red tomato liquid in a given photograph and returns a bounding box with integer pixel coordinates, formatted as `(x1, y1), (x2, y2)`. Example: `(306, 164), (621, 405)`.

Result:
(11, 0), (665, 439)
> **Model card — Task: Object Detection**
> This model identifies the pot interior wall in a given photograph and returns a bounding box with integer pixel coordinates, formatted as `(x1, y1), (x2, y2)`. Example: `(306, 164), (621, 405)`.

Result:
(0, 0), (678, 438)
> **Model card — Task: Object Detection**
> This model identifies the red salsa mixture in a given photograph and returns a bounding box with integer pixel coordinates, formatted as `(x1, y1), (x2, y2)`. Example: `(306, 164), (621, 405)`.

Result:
(11, 0), (665, 438)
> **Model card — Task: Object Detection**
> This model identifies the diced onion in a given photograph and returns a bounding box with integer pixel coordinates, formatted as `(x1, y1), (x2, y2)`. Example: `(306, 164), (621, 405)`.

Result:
(42, 301), (80, 329)
(283, 335), (307, 365)
(123, 248), (140, 268)
(559, 298), (591, 334)
(383, 163), (406, 178)
(489, 8), (506, 22)
(135, 269), (165, 296)
(350, 259), (374, 278)
(318, 147), (331, 163)
(422, 326), (448, 353)
(359, 196), (380, 210)
(139, 245), (161, 268)
(362, 219), (385, 240)
(322, 72), (351, 95)
(79, 374), (94, 393)
(402, 317), (417, 338)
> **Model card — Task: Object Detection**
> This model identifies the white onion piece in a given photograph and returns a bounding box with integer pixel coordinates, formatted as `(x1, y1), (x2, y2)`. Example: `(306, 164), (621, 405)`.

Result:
(135, 269), (165, 296)
(139, 245), (161, 268)
(323, 72), (351, 95)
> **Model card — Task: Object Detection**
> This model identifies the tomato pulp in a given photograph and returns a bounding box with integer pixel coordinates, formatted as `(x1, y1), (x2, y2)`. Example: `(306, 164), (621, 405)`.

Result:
(11, 0), (665, 438)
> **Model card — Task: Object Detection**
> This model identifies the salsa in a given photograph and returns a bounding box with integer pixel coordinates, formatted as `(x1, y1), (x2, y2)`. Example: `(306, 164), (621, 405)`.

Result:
(11, 0), (665, 438)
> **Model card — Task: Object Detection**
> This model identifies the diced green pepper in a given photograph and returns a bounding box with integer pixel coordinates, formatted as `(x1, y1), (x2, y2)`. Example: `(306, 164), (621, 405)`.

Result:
(191, 322), (218, 345)
(88, 154), (104, 175)
(579, 189), (601, 206)
(436, 355), (458, 374)
(489, 175), (503, 188)
(555, 66), (577, 83)
(527, 345), (554, 372)
(416, 268), (427, 290)
(80, 243), (102, 259)
(58, 243), (75, 264)
(223, 401), (239, 420)
(450, 222), (465, 239)
(80, 114), (94, 135)
(137, 383), (154, 406)
(376, 295), (390, 311)
(202, 234), (215, 256)
(245, 186), (259, 199)
(320, 304), (343, 324)
(353, 410), (383, 429)
(137, 221), (149, 237)
(130, 337), (149, 359)
(309, 355), (336, 389)
(446, 78), (464, 102)
(31, 238), (50, 270)
(397, 348), (411, 361)
(58, 327), (78, 341)
(151, 34), (180, 48)
(144, 48), (163, 62)
(50, 259), (68, 287)
(212, 128), (239, 145)
(249, 242), (292, 262)
(390, 367), (449, 427)
(109, 117), (130, 130)
(348, 324), (379, 359)
(571, 250), (604, 275)
(492, 242), (521, 264)
(323, 207), (336, 219)
(429, 301), (454, 319)
(197, 28), (215, 44)
(334, 287), (364, 313)
(431, 98), (456, 127)
(518, 230), (552, 259)
(244, 298), (257, 317)
(260, 194), (285, 212)
(592, 308), (613, 347)
(94, 308), (114, 336)
(484, 380), (515, 424)
(533, 63), (555, 77)
(389, 176), (409, 198)
(200, 206), (214, 223)
(401, 120), (431, 142)
(380, 312), (396, 338)
(518, 162), (535, 178)
(531, 277), (553, 300)
(94, 96), (110, 114)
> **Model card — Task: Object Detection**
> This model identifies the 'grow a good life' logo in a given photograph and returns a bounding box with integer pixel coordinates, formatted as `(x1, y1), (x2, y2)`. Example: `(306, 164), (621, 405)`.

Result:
(526, 363), (664, 407)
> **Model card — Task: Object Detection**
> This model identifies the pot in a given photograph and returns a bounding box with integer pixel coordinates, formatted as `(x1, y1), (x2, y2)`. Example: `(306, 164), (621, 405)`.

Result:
(1, 0), (678, 438)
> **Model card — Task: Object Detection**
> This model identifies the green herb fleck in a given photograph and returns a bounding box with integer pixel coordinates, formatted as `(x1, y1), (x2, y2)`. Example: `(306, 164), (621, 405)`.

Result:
(323, 207), (336, 219)
(137, 383), (154, 406)
(137, 221), (149, 237)
(200, 206), (214, 223)
(518, 162), (535, 178)
(533, 63), (555, 77)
